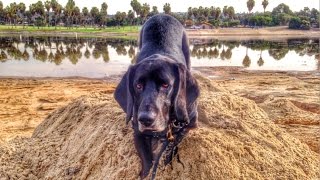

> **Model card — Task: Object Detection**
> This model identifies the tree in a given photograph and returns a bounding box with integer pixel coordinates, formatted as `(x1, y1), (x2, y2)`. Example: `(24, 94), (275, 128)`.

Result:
(65, 0), (75, 27)
(127, 10), (135, 25)
(100, 2), (108, 27)
(130, 0), (141, 18)
(223, 6), (228, 19)
(90, 7), (99, 26)
(247, 0), (255, 13)
(210, 7), (221, 20)
(262, 0), (268, 13)
(6, 3), (18, 26)
(55, 4), (62, 26)
(203, 7), (210, 21)
(149, 6), (158, 17)
(187, 7), (193, 19)
(50, 0), (59, 27)
(163, 3), (171, 14)
(29, 1), (45, 28)
(73, 6), (80, 26)
(115, 11), (126, 27)
(192, 7), (199, 22)
(0, 1), (5, 22)
(140, 3), (150, 23)
(227, 6), (235, 20)
(272, 3), (293, 15)
(44, 0), (51, 26)
(17, 3), (26, 25)
(82, 7), (89, 26)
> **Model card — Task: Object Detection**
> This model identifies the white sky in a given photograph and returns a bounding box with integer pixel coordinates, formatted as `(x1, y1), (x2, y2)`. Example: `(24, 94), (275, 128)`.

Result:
(2, 0), (319, 14)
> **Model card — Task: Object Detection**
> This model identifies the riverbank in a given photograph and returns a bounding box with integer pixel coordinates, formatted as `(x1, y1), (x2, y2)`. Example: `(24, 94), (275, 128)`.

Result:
(1, 25), (319, 39)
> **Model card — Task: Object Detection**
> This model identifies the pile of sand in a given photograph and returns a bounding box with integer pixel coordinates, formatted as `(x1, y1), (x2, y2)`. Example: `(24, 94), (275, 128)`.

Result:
(0, 75), (319, 179)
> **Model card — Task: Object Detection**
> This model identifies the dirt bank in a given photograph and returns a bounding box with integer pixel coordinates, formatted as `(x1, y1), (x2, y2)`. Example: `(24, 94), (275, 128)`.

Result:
(1, 26), (319, 39)
(0, 74), (319, 179)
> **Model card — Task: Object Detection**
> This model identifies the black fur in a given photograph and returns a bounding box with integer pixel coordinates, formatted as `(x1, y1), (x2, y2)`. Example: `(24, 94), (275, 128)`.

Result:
(114, 14), (199, 179)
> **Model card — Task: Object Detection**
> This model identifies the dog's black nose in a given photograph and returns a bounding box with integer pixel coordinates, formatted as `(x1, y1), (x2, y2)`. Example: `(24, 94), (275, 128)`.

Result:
(138, 113), (155, 127)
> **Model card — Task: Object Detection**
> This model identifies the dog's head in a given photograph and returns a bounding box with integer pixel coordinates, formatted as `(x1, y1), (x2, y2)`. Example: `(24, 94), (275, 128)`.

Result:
(114, 55), (199, 134)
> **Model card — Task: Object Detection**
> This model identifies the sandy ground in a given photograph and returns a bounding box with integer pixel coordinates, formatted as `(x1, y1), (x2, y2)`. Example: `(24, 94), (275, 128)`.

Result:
(0, 73), (319, 179)
(0, 70), (319, 153)
(0, 77), (116, 143)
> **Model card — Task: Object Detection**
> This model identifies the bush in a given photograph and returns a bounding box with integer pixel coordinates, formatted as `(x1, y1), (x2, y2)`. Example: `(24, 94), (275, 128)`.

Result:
(300, 20), (311, 30)
(289, 17), (301, 29)
(289, 17), (311, 30)
(248, 15), (273, 26)
(228, 20), (240, 27)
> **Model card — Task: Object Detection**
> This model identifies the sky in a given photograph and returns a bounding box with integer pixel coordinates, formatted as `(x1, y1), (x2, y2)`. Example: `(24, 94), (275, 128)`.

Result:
(2, 0), (319, 15)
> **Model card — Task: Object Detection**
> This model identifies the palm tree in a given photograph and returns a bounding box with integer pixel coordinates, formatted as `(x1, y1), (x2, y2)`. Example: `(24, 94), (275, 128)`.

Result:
(262, 0), (268, 13)
(187, 7), (193, 19)
(65, 0), (75, 28)
(17, 3), (26, 27)
(227, 6), (235, 20)
(163, 3), (171, 14)
(192, 7), (199, 23)
(82, 7), (89, 27)
(100, 2), (108, 27)
(50, 0), (58, 27)
(127, 10), (135, 26)
(257, 55), (264, 66)
(6, 3), (18, 27)
(29, 1), (45, 29)
(247, 0), (255, 13)
(225, 48), (232, 59)
(44, 0), (51, 26)
(140, 3), (150, 23)
(55, 4), (62, 27)
(130, 0), (141, 23)
(203, 7), (210, 21)
(243, 47), (251, 67)
(223, 6), (229, 19)
(115, 11), (123, 27)
(90, 7), (99, 26)
(150, 6), (158, 16)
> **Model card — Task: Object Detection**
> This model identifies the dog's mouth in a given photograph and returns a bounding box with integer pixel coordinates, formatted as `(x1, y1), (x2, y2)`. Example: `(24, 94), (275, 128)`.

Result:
(138, 122), (166, 133)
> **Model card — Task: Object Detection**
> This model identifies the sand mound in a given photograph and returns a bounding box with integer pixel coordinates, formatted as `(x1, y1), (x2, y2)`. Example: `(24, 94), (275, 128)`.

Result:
(0, 75), (319, 179)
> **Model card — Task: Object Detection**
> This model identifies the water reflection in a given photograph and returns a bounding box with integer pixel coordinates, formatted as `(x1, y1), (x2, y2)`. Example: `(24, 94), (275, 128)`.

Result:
(0, 36), (318, 77)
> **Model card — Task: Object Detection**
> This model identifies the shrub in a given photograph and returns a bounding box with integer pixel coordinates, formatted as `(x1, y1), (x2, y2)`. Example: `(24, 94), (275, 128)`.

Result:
(289, 17), (311, 30)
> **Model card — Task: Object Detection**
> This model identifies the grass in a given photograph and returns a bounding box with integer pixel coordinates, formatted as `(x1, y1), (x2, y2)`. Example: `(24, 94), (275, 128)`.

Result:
(0, 25), (140, 34)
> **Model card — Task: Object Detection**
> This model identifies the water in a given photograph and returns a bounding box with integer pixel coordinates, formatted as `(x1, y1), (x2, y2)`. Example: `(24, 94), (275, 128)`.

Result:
(0, 36), (318, 78)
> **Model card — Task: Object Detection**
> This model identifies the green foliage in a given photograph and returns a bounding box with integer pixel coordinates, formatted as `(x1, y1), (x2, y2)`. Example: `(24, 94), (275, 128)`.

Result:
(289, 16), (301, 29)
(228, 20), (240, 27)
(249, 14), (272, 26)
(289, 16), (310, 30)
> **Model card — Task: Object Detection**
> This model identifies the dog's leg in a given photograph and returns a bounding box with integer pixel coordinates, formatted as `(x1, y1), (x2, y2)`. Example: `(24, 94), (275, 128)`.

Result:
(163, 128), (188, 166)
(150, 139), (169, 180)
(134, 133), (153, 179)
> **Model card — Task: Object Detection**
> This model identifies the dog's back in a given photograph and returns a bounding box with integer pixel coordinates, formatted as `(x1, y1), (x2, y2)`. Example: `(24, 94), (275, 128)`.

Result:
(137, 14), (190, 69)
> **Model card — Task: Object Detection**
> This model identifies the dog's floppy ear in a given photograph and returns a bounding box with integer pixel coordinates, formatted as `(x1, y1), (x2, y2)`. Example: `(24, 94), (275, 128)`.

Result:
(173, 64), (199, 125)
(114, 66), (135, 124)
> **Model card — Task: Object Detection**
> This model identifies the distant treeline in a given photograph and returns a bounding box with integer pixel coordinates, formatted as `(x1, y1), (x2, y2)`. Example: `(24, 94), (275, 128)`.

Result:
(0, 0), (318, 30)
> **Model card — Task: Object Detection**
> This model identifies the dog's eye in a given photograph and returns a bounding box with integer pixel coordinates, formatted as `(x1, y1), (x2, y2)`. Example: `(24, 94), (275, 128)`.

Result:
(161, 83), (169, 88)
(136, 83), (143, 90)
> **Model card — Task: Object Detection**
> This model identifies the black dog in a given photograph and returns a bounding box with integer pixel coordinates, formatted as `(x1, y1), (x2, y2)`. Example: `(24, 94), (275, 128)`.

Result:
(114, 14), (199, 179)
